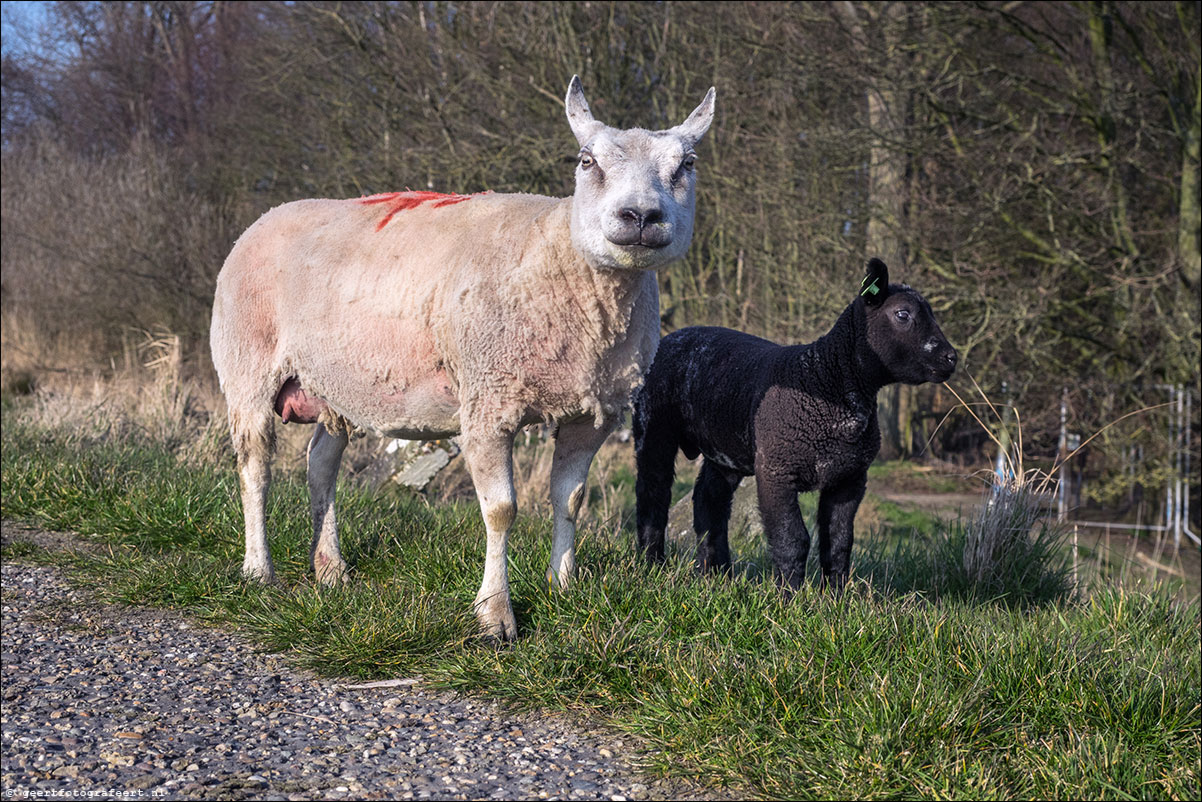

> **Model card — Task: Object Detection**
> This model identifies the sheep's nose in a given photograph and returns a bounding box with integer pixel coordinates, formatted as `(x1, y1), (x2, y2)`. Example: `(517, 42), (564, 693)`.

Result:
(942, 348), (958, 370)
(618, 206), (663, 229)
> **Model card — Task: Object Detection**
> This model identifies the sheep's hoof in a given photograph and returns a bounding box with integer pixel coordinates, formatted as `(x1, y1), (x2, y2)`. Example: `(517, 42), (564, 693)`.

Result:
(545, 566), (575, 592)
(475, 595), (518, 642)
(241, 560), (276, 585)
(313, 553), (350, 586)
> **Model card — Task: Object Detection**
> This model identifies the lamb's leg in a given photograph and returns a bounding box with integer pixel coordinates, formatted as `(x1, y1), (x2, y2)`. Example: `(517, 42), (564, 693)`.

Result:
(692, 459), (741, 574)
(231, 408), (277, 583)
(462, 429), (519, 640)
(756, 476), (810, 591)
(548, 418), (615, 589)
(306, 423), (350, 585)
(816, 473), (866, 591)
(633, 411), (678, 563)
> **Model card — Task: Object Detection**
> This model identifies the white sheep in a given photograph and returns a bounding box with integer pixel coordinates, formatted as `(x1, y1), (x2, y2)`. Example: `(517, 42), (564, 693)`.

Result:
(210, 76), (715, 639)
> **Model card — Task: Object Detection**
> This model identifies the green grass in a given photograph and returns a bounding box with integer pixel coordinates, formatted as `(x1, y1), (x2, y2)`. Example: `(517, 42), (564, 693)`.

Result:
(873, 497), (944, 537)
(2, 414), (1198, 800)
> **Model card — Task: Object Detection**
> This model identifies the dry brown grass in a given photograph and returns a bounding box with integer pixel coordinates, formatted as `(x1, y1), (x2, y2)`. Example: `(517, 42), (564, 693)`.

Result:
(1, 137), (239, 389)
(3, 326), (228, 466)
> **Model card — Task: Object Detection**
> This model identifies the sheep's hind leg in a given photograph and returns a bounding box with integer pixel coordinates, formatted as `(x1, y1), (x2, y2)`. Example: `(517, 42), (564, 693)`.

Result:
(307, 423), (350, 585)
(231, 408), (277, 583)
(463, 429), (519, 640)
(816, 473), (866, 591)
(756, 476), (811, 592)
(692, 459), (741, 574)
(548, 418), (615, 589)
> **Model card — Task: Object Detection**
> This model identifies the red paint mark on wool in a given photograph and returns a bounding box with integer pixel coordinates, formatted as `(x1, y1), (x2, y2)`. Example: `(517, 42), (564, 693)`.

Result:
(360, 190), (488, 231)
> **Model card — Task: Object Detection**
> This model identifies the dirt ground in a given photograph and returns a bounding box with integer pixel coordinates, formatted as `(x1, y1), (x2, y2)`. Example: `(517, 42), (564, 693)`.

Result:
(1067, 524), (1201, 601)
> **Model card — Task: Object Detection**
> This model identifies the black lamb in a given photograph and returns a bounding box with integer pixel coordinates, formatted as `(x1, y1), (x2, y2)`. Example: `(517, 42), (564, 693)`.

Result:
(632, 258), (957, 590)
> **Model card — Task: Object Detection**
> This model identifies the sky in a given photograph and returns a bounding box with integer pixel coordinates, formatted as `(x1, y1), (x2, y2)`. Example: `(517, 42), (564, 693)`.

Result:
(1, 0), (50, 57)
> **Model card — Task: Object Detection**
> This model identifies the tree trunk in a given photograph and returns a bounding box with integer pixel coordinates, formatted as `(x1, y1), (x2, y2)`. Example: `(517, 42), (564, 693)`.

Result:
(835, 1), (914, 459)
(1180, 60), (1201, 290)
(864, 21), (907, 272)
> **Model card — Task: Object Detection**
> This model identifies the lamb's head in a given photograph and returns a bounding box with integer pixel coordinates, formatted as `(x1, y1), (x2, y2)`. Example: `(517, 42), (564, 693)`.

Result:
(565, 75), (715, 271)
(859, 258), (958, 385)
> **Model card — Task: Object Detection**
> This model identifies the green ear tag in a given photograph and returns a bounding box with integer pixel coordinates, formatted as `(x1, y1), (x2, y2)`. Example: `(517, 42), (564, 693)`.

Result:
(860, 277), (880, 297)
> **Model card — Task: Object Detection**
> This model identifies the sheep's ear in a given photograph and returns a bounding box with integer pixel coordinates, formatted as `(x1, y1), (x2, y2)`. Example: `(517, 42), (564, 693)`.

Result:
(671, 86), (716, 146)
(860, 258), (889, 307)
(566, 75), (603, 146)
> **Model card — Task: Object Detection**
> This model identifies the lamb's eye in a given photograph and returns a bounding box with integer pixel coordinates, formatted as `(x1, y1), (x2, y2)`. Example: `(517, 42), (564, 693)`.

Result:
(683, 154), (697, 170)
(580, 153), (595, 170)
(895, 309), (912, 322)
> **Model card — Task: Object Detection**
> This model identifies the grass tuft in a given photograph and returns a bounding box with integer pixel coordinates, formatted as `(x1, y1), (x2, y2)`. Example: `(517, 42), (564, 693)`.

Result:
(860, 487), (1074, 607)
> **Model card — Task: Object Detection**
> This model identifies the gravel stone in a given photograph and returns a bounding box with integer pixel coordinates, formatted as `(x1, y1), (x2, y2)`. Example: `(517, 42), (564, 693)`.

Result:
(1, 523), (728, 800)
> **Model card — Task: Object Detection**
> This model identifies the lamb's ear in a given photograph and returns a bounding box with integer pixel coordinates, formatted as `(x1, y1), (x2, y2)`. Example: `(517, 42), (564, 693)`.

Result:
(672, 86), (716, 146)
(860, 258), (889, 307)
(566, 75), (603, 146)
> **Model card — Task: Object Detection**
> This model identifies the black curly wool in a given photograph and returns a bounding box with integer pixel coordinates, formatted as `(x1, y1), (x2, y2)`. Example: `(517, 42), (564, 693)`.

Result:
(632, 259), (958, 590)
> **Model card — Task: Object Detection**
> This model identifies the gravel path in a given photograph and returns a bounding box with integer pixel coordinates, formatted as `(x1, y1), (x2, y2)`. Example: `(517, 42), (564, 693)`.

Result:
(0, 526), (720, 801)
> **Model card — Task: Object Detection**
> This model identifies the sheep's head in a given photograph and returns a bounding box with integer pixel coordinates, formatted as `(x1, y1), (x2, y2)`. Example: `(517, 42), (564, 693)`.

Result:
(860, 258), (958, 385)
(565, 75), (715, 271)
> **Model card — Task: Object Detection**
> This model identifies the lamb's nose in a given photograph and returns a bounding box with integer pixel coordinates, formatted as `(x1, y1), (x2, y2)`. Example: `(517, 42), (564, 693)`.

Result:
(943, 348), (958, 369)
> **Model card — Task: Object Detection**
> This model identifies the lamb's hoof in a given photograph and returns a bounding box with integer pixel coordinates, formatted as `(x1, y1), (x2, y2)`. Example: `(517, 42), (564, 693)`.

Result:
(474, 595), (518, 642)
(313, 553), (349, 586)
(820, 573), (850, 595)
(696, 556), (733, 577)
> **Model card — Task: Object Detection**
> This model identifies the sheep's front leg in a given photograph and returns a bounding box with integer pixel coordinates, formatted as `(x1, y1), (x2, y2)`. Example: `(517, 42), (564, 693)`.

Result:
(463, 430), (519, 640)
(817, 473), (866, 591)
(548, 418), (615, 589)
(307, 423), (350, 585)
(756, 476), (810, 591)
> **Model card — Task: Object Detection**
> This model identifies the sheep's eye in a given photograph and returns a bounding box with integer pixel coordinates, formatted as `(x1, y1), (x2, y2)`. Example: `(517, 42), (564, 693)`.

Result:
(895, 309), (912, 322)
(580, 152), (595, 170)
(671, 154), (697, 186)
